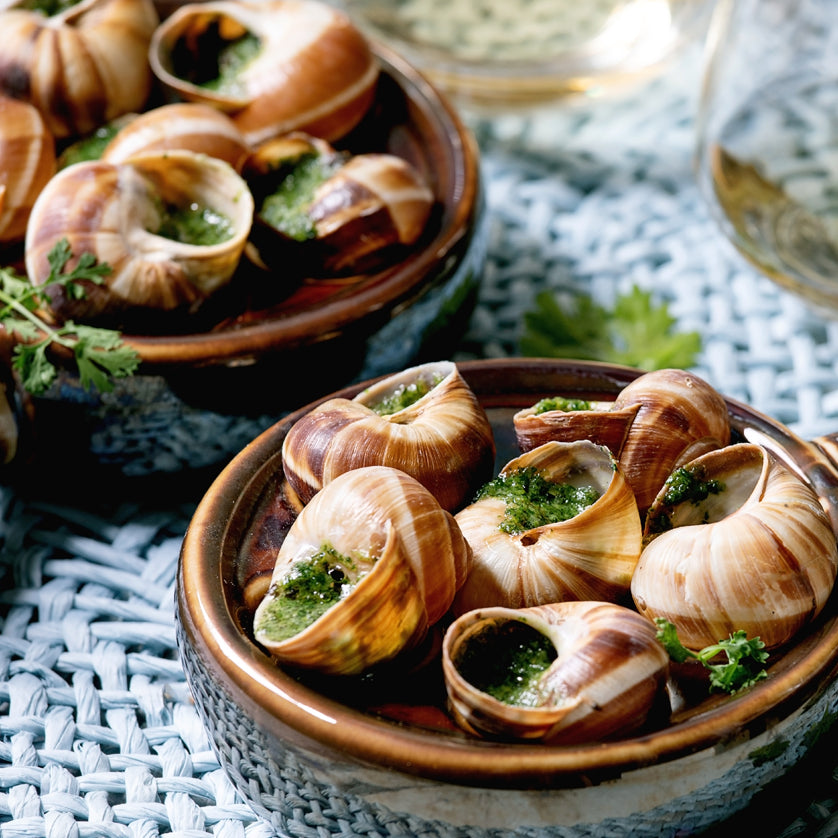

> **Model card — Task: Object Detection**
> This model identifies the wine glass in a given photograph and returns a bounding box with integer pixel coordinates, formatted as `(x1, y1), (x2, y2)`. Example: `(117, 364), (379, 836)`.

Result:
(695, 0), (838, 311)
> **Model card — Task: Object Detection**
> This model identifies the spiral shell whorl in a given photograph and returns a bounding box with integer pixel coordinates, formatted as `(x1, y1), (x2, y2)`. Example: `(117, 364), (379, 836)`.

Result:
(612, 368), (731, 512)
(632, 443), (838, 650)
(0, 0), (159, 139)
(452, 440), (643, 615)
(253, 465), (472, 676)
(281, 361), (496, 512)
(442, 601), (669, 743)
(24, 150), (253, 324)
(149, 0), (379, 146)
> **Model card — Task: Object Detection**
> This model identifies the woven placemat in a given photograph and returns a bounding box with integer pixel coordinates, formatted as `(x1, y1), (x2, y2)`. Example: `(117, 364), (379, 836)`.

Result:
(5, 36), (838, 838)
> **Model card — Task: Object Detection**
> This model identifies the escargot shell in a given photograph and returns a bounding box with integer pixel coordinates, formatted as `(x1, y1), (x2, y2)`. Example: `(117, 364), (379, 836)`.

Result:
(149, 0), (379, 146)
(0, 94), (56, 245)
(512, 370), (731, 514)
(612, 368), (731, 512)
(0, 0), (159, 139)
(248, 133), (435, 276)
(451, 440), (643, 615)
(102, 103), (250, 172)
(281, 360), (496, 513)
(24, 149), (254, 327)
(252, 465), (472, 676)
(442, 601), (669, 744)
(631, 442), (838, 651)
(514, 397), (640, 456)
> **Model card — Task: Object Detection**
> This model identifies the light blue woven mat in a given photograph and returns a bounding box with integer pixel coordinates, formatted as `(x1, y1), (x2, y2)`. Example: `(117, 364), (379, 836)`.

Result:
(4, 38), (838, 838)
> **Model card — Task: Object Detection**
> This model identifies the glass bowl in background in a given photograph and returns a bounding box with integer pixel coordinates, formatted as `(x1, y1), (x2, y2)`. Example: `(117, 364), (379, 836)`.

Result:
(330, 0), (716, 112)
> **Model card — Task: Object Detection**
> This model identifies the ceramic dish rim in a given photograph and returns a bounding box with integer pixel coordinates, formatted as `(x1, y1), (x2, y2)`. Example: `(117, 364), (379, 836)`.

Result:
(177, 357), (838, 788)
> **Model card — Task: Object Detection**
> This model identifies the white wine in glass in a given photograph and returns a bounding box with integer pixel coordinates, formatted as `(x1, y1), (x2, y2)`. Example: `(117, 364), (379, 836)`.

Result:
(696, 0), (838, 310)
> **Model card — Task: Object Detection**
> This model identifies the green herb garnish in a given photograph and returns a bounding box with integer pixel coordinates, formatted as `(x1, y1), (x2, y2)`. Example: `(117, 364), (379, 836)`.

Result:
(532, 396), (591, 414)
(476, 466), (600, 534)
(655, 618), (769, 694)
(0, 239), (140, 395)
(256, 544), (361, 642)
(520, 286), (702, 371)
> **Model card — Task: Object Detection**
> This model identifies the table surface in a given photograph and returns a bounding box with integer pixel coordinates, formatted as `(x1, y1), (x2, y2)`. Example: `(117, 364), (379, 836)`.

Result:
(3, 38), (838, 838)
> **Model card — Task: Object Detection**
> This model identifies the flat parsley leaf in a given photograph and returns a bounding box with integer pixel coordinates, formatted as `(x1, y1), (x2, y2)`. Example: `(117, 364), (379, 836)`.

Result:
(0, 239), (140, 395)
(655, 618), (769, 694)
(520, 286), (702, 371)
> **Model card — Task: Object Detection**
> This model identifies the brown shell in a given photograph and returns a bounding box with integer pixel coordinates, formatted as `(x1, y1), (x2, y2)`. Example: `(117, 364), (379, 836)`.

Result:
(0, 94), (56, 244)
(442, 601), (669, 744)
(632, 443), (838, 650)
(24, 149), (254, 326)
(451, 440), (643, 615)
(281, 360), (496, 513)
(612, 368), (731, 512)
(0, 0), (159, 139)
(148, 0), (379, 146)
(102, 103), (250, 172)
(513, 399), (640, 455)
(249, 146), (435, 276)
(252, 465), (472, 676)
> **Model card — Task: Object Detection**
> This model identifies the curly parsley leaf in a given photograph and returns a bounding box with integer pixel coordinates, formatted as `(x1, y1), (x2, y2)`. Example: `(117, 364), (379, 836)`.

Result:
(655, 618), (769, 694)
(520, 286), (702, 371)
(0, 239), (140, 395)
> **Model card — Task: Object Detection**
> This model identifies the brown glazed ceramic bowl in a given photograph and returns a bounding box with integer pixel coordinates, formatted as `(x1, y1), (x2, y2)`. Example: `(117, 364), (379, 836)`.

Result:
(177, 357), (838, 838)
(6, 40), (485, 482)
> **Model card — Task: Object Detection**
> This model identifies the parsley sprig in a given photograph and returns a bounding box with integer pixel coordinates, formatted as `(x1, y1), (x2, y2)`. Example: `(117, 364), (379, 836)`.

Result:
(0, 239), (140, 395)
(520, 286), (702, 371)
(655, 618), (769, 694)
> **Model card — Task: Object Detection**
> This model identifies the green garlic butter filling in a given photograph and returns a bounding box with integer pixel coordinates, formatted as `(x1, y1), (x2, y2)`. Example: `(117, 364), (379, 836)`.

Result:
(155, 202), (234, 246)
(259, 153), (345, 240)
(256, 545), (367, 643)
(532, 395), (592, 414)
(456, 620), (558, 707)
(475, 466), (600, 534)
(371, 375), (443, 415)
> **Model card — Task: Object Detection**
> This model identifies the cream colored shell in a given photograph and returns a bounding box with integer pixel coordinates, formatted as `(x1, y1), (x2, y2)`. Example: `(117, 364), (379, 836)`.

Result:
(24, 149), (254, 325)
(253, 465), (472, 676)
(0, 94), (56, 245)
(442, 601), (669, 743)
(0, 0), (159, 139)
(631, 442), (838, 651)
(149, 0), (379, 146)
(452, 440), (643, 615)
(281, 360), (496, 513)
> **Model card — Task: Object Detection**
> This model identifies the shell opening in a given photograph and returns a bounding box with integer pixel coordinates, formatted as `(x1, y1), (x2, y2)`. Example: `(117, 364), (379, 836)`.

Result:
(453, 618), (559, 708)
(166, 14), (260, 97)
(255, 543), (371, 643)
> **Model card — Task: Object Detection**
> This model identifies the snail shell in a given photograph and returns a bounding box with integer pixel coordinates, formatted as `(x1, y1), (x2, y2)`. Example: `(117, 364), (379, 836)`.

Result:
(0, 94), (56, 245)
(514, 398), (640, 456)
(248, 134), (435, 276)
(281, 360), (496, 513)
(611, 369), (731, 512)
(631, 443), (838, 651)
(451, 440), (643, 615)
(252, 465), (472, 676)
(149, 0), (379, 146)
(0, 0), (159, 139)
(24, 149), (253, 326)
(442, 601), (669, 744)
(102, 103), (250, 172)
